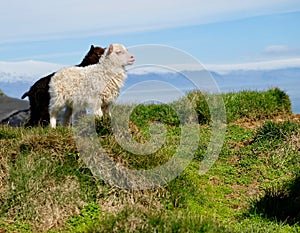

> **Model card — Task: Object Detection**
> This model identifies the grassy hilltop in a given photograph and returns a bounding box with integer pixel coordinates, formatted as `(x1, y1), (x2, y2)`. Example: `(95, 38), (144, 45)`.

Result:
(0, 88), (299, 232)
(0, 90), (5, 97)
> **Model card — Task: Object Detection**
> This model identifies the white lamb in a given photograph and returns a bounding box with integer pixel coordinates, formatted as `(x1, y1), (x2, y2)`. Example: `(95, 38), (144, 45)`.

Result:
(48, 44), (135, 128)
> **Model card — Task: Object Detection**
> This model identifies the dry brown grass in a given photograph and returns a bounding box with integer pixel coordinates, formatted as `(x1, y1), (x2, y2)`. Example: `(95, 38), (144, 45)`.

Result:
(0, 126), (87, 231)
(98, 187), (165, 214)
(31, 176), (85, 231)
(96, 186), (168, 232)
(232, 114), (300, 130)
(0, 136), (19, 195)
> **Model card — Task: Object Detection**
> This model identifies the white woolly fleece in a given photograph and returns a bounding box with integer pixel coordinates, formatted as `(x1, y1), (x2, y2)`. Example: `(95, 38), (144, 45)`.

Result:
(48, 44), (134, 128)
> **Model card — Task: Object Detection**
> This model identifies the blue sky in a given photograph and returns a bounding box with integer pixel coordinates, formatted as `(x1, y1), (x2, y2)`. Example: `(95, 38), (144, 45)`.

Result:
(0, 0), (300, 66)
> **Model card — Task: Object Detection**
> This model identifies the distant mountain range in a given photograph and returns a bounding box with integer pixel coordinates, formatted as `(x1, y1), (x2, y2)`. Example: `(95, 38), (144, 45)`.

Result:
(0, 60), (63, 98)
(0, 60), (299, 113)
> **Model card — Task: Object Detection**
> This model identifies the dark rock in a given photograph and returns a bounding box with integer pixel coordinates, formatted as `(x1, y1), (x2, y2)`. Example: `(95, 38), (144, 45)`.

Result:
(0, 92), (69, 127)
(0, 93), (29, 126)
(1, 109), (30, 127)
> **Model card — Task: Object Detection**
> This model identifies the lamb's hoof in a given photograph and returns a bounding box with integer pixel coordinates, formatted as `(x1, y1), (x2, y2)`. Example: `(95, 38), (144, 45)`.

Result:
(94, 109), (103, 118)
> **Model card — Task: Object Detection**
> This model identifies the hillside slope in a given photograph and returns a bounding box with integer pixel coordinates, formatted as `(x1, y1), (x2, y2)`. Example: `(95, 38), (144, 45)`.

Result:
(0, 89), (299, 232)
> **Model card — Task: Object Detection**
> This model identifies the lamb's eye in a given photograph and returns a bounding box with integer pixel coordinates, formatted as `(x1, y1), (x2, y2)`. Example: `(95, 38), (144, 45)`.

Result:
(116, 50), (124, 55)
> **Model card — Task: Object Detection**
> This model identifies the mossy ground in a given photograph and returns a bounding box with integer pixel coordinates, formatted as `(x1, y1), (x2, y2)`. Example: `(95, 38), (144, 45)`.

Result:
(0, 88), (299, 232)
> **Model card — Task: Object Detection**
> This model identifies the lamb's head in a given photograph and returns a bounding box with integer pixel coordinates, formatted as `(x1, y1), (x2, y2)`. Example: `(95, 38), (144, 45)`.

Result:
(105, 44), (135, 67)
(80, 45), (106, 66)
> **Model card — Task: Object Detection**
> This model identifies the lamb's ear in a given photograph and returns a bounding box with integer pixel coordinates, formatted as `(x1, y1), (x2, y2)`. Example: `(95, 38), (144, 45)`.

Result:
(86, 45), (95, 55)
(106, 44), (114, 56)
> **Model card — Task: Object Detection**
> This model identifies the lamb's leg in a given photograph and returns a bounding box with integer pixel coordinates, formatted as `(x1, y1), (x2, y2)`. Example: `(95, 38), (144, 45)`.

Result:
(30, 93), (41, 126)
(72, 109), (86, 124)
(49, 107), (61, 128)
(94, 107), (103, 118)
(62, 106), (73, 126)
(39, 89), (51, 126)
(40, 104), (50, 127)
(50, 114), (58, 128)
(102, 104), (111, 117)
(91, 99), (103, 118)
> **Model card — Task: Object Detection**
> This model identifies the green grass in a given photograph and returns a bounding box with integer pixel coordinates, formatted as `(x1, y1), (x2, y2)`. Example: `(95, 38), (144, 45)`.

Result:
(0, 88), (299, 232)
(188, 87), (292, 123)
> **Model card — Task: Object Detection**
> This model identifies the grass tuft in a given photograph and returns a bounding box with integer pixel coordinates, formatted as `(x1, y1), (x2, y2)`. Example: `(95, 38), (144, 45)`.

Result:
(251, 175), (300, 225)
(254, 120), (298, 142)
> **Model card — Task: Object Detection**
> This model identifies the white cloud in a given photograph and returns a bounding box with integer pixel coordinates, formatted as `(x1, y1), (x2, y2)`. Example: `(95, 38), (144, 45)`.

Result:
(1, 0), (300, 43)
(206, 58), (300, 74)
(262, 45), (300, 58)
(129, 58), (300, 74)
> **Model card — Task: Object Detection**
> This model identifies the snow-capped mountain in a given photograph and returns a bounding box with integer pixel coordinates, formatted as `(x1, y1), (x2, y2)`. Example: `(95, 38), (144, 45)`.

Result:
(0, 60), (64, 98)
(0, 60), (64, 83)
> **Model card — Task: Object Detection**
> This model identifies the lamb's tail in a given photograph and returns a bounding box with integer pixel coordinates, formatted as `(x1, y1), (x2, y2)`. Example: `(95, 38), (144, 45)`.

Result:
(21, 91), (29, 99)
